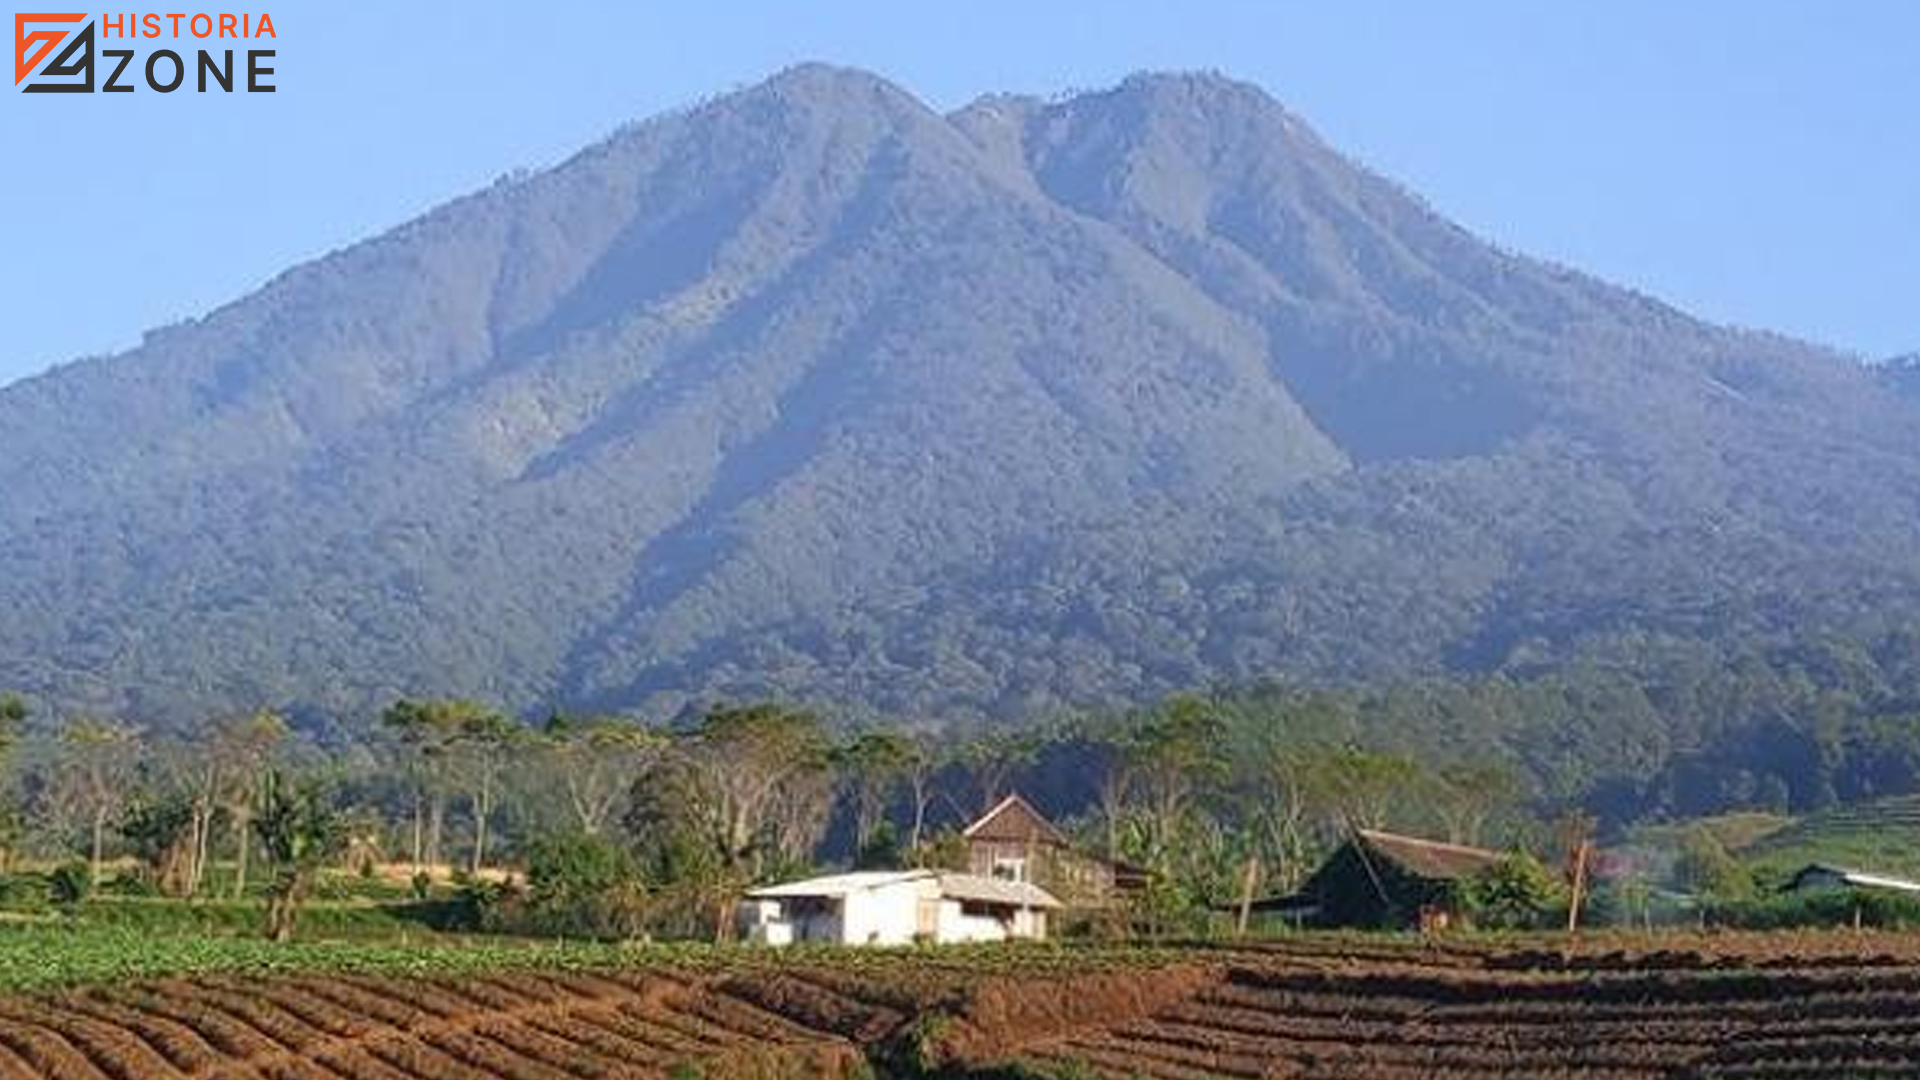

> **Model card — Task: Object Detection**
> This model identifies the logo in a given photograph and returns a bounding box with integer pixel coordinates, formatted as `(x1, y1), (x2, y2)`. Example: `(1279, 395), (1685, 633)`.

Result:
(14, 12), (275, 93)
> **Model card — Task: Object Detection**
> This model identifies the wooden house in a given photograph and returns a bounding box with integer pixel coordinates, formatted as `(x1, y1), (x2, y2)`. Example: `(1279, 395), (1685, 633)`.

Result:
(963, 793), (1148, 906)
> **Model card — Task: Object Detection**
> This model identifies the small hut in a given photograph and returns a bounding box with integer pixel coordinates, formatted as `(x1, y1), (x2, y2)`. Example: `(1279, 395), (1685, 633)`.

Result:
(1254, 829), (1501, 930)
(1786, 864), (1920, 898)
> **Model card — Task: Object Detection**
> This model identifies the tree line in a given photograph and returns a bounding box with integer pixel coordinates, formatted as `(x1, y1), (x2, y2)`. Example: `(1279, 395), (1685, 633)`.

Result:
(3, 629), (1920, 939)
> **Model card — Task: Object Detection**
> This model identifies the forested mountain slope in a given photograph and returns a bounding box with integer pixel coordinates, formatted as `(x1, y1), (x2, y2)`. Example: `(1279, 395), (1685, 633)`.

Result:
(3, 65), (1918, 725)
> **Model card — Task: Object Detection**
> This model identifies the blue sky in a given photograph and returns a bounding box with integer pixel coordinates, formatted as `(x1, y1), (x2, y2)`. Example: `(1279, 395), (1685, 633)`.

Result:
(1, 1), (1915, 387)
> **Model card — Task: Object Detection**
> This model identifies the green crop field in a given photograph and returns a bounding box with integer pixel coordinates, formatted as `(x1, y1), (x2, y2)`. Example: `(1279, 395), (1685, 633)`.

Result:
(1739, 794), (1920, 883)
(0, 921), (659, 993)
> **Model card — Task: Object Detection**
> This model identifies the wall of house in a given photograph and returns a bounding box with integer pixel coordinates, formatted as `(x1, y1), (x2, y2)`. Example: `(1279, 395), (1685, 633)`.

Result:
(934, 899), (1009, 943)
(932, 900), (1048, 943)
(837, 884), (934, 946)
(968, 840), (1114, 905)
(1013, 907), (1047, 940)
(757, 885), (1048, 946)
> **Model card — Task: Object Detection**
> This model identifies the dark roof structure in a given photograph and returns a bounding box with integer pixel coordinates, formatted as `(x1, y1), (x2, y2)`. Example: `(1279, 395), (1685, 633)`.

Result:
(1234, 829), (1504, 928)
(1787, 863), (1920, 896)
(1353, 829), (1500, 882)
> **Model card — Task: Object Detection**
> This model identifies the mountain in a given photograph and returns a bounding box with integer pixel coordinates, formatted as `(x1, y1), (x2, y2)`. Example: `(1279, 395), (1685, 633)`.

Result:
(1886, 354), (1920, 397)
(4, 65), (1920, 726)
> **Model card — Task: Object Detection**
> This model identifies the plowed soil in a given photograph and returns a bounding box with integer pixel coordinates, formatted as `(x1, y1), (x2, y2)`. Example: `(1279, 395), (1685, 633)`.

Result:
(6, 933), (1920, 1078)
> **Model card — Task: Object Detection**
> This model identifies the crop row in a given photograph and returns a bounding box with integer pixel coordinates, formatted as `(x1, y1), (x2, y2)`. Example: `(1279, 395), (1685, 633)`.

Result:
(1013, 953), (1920, 1080)
(0, 968), (876, 1080)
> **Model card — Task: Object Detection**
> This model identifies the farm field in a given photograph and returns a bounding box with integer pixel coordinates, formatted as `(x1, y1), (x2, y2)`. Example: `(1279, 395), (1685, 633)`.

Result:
(1738, 794), (1920, 883)
(0, 933), (1919, 1078)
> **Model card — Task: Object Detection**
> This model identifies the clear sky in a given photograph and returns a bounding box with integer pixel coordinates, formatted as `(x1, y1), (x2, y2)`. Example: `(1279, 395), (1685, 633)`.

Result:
(1, 1), (1915, 388)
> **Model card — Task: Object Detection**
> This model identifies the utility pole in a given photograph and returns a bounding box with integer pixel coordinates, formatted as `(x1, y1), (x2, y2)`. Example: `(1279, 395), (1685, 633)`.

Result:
(1566, 838), (1592, 935)
(1560, 811), (1596, 936)
(1236, 856), (1261, 938)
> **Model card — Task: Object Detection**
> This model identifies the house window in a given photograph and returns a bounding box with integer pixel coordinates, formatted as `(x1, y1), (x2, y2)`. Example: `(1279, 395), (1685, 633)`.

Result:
(992, 857), (1028, 883)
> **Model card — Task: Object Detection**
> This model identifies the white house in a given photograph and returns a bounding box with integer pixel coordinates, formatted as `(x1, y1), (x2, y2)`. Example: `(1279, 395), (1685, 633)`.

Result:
(741, 869), (1061, 947)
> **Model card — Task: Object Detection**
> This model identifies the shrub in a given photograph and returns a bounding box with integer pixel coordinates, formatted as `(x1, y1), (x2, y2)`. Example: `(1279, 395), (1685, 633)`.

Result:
(0, 873), (51, 911)
(1672, 827), (1756, 901)
(1705, 888), (1920, 930)
(48, 863), (90, 908)
(527, 831), (639, 899)
(1463, 851), (1564, 930)
(483, 831), (651, 941)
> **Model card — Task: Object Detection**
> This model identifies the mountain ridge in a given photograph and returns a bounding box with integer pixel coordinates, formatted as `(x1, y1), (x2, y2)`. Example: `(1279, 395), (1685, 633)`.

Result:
(4, 64), (1919, 727)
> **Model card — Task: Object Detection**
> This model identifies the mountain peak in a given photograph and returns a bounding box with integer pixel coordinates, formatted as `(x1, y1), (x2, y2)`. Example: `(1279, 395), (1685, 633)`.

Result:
(1115, 68), (1283, 105)
(2, 66), (1917, 726)
(746, 62), (928, 113)
(1885, 353), (1920, 396)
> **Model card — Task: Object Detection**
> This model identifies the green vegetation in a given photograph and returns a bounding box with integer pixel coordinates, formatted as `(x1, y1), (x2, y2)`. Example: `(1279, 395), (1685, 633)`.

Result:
(1672, 827), (1758, 902)
(0, 920), (648, 993)
(1738, 794), (1920, 884)
(0, 68), (1917, 945)
(3, 70), (1920, 740)
(1463, 852), (1565, 931)
(4, 671), (1920, 947)
(1702, 889), (1920, 931)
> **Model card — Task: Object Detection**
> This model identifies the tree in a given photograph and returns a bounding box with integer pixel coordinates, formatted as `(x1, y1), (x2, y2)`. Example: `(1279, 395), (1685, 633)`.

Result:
(252, 770), (344, 942)
(1430, 760), (1518, 847)
(518, 829), (648, 940)
(0, 695), (28, 871)
(662, 703), (833, 939)
(1090, 727), (1135, 861)
(1318, 746), (1422, 831)
(53, 719), (143, 894)
(1244, 740), (1325, 893)
(447, 706), (521, 875)
(120, 793), (197, 896)
(1464, 851), (1564, 930)
(900, 732), (944, 861)
(1126, 695), (1229, 869)
(1672, 826), (1756, 901)
(202, 711), (288, 899)
(835, 730), (915, 855)
(623, 764), (727, 938)
(381, 699), (478, 874)
(539, 714), (664, 836)
(959, 729), (1040, 815)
